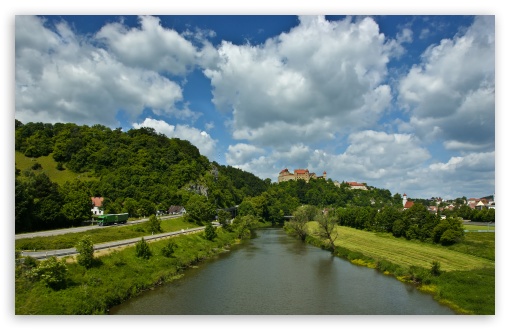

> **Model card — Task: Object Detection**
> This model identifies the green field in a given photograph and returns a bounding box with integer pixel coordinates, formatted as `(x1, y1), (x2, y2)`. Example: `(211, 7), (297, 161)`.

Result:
(308, 223), (494, 271)
(463, 224), (495, 231)
(15, 151), (96, 185)
(306, 222), (495, 314)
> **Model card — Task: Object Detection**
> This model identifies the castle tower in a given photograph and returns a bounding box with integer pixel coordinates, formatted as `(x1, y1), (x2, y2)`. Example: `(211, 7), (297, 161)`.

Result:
(402, 193), (407, 207)
(323, 171), (327, 180)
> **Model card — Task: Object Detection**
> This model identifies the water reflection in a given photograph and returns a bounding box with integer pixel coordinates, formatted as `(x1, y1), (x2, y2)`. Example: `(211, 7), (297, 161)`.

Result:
(110, 228), (454, 315)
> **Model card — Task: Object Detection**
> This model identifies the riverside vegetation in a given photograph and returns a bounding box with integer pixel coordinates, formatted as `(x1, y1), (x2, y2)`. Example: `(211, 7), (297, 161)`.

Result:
(284, 207), (495, 315)
(15, 121), (495, 315)
(15, 216), (262, 314)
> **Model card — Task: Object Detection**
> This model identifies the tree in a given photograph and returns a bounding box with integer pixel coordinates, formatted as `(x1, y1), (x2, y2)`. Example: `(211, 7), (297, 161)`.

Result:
(185, 194), (216, 225)
(285, 205), (317, 241)
(432, 217), (464, 245)
(217, 209), (232, 231)
(135, 237), (152, 259)
(315, 211), (339, 250)
(75, 235), (94, 268)
(146, 214), (162, 234)
(233, 215), (259, 239)
(60, 183), (92, 226)
(204, 222), (217, 241)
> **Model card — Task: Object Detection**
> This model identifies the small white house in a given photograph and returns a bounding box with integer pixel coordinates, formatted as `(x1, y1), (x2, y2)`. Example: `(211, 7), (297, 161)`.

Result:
(91, 197), (104, 215)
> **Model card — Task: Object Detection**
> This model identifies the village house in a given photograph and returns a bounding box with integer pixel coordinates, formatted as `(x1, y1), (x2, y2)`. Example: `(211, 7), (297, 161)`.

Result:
(168, 205), (186, 215)
(91, 197), (104, 215)
(467, 197), (495, 210)
(278, 168), (327, 183)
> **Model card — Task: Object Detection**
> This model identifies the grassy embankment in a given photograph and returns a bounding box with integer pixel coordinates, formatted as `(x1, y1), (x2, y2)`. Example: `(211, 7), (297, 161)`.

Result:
(305, 222), (495, 315)
(15, 216), (197, 251)
(15, 226), (239, 314)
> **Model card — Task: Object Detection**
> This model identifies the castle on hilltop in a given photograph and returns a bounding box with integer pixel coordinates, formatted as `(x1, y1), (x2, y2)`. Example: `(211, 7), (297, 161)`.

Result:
(278, 168), (326, 183)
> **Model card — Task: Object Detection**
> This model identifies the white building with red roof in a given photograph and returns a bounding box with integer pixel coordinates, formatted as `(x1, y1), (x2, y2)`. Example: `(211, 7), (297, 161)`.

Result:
(402, 193), (414, 210)
(91, 197), (104, 215)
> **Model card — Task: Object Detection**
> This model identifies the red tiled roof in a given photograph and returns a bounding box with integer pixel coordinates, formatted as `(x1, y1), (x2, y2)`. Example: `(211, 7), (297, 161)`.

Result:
(91, 197), (103, 207)
(347, 182), (365, 186)
(279, 168), (290, 174)
(295, 169), (308, 174)
(404, 201), (414, 209)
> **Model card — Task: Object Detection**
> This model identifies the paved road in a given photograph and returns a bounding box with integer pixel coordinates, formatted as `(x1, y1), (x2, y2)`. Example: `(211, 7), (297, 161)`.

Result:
(15, 215), (183, 240)
(20, 223), (220, 260)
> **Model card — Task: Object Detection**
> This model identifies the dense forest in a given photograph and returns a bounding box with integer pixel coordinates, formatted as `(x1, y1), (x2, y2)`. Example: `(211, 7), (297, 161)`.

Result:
(15, 120), (268, 233)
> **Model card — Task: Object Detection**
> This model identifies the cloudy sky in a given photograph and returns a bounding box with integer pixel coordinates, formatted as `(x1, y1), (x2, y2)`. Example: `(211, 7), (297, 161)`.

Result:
(14, 11), (496, 200)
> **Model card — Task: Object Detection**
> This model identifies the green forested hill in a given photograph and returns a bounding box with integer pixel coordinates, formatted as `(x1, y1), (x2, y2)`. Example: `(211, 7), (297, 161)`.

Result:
(15, 120), (269, 233)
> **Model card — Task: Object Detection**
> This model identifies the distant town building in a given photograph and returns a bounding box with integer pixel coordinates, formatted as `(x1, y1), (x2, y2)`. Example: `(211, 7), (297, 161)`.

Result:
(278, 168), (326, 183)
(346, 182), (368, 190)
(402, 193), (414, 210)
(467, 197), (495, 210)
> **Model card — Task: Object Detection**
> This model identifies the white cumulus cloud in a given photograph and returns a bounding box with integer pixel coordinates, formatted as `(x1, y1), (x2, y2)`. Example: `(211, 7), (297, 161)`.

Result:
(133, 118), (217, 159)
(398, 15), (495, 152)
(203, 16), (399, 147)
(15, 15), (197, 127)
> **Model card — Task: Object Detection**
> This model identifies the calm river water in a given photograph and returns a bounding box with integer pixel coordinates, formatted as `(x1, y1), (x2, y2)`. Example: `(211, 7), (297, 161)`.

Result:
(110, 228), (454, 315)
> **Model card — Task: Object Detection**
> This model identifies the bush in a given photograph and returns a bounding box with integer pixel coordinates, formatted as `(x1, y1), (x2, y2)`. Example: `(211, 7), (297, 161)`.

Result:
(135, 237), (152, 259)
(440, 229), (462, 246)
(146, 214), (162, 234)
(29, 256), (68, 290)
(31, 162), (42, 170)
(430, 260), (442, 276)
(76, 235), (95, 268)
(204, 222), (217, 241)
(161, 241), (176, 258)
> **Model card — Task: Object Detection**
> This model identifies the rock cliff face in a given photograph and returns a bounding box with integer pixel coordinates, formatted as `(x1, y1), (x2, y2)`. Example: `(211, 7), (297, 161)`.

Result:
(187, 183), (209, 197)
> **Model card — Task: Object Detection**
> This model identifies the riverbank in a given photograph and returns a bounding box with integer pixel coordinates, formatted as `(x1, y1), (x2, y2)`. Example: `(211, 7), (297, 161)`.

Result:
(15, 228), (240, 314)
(302, 223), (495, 315)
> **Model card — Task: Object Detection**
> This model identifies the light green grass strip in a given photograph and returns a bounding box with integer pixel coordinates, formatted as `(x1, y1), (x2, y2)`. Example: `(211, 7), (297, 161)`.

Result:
(307, 222), (494, 272)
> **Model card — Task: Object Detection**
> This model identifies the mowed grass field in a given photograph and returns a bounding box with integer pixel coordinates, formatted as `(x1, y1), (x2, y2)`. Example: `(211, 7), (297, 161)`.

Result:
(15, 151), (96, 185)
(307, 222), (494, 272)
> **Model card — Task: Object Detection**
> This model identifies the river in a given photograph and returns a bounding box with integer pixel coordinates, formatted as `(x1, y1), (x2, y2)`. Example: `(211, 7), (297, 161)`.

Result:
(110, 228), (454, 315)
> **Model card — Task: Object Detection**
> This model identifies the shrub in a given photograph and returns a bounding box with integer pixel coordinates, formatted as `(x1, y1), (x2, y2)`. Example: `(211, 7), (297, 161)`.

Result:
(204, 222), (217, 241)
(430, 260), (442, 276)
(29, 256), (68, 290)
(135, 237), (152, 259)
(440, 229), (462, 246)
(161, 241), (177, 258)
(146, 215), (162, 234)
(31, 162), (42, 170)
(76, 235), (94, 268)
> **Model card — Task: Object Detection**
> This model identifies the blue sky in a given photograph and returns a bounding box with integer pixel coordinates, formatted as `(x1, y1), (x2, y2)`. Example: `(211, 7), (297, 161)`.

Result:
(13, 10), (496, 200)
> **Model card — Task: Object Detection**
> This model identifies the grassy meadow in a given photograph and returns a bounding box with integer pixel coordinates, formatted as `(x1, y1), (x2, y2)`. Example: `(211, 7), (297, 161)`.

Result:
(306, 222), (495, 314)
(15, 151), (96, 185)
